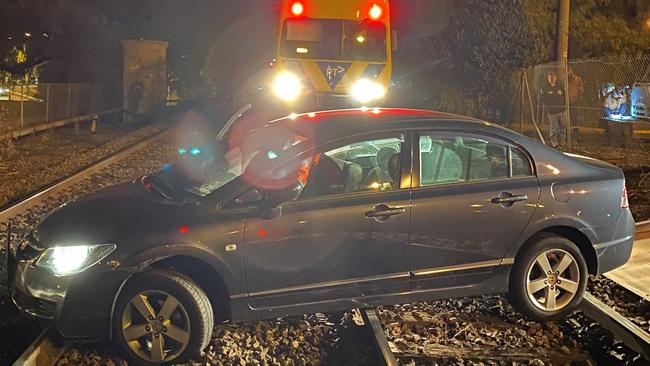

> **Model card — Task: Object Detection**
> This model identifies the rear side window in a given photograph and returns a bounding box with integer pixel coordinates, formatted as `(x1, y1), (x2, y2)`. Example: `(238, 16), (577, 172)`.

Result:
(419, 134), (532, 187)
(511, 147), (533, 177)
(419, 136), (463, 185)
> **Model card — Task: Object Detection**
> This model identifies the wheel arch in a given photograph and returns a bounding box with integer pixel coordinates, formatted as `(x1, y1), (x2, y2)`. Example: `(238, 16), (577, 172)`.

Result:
(108, 253), (234, 341)
(150, 255), (232, 323)
(516, 225), (598, 275)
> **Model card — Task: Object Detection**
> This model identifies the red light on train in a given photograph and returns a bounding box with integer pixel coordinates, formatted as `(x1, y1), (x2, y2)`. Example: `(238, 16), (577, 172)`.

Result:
(291, 2), (304, 16)
(369, 4), (383, 19)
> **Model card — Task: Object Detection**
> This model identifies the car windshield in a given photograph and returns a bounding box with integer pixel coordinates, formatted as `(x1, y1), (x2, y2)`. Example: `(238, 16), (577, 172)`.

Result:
(163, 128), (309, 197)
(280, 19), (387, 62)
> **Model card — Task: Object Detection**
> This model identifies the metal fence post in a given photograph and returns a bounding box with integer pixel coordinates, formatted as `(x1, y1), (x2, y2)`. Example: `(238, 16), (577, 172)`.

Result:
(68, 84), (80, 135)
(67, 84), (71, 117)
(564, 61), (572, 151)
(20, 85), (24, 128)
(45, 84), (50, 122)
(91, 116), (97, 134)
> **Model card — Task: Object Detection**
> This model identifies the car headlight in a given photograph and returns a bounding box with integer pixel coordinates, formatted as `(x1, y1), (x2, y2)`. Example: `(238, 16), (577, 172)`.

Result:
(36, 244), (116, 276)
(351, 79), (386, 104)
(273, 71), (302, 102)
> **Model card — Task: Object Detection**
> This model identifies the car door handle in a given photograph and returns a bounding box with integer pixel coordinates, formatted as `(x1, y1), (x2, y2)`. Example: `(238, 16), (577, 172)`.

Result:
(491, 193), (528, 204)
(365, 204), (407, 221)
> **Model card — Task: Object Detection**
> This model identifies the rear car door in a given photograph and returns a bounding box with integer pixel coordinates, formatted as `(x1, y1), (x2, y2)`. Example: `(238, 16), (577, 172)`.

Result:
(243, 132), (412, 309)
(409, 131), (540, 290)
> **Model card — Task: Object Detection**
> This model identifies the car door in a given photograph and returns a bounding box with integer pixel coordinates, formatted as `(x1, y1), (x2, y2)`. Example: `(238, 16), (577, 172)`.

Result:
(409, 131), (539, 290)
(243, 132), (412, 309)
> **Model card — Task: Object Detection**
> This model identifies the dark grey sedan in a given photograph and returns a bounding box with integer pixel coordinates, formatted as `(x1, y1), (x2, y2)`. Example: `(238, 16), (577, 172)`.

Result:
(13, 108), (635, 365)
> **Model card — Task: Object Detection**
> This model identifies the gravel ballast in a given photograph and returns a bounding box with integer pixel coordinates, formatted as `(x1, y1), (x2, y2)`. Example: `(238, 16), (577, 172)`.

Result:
(0, 132), (178, 365)
(0, 122), (167, 208)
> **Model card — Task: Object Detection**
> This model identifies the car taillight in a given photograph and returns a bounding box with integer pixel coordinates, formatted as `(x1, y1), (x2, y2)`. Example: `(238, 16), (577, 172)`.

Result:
(621, 184), (629, 209)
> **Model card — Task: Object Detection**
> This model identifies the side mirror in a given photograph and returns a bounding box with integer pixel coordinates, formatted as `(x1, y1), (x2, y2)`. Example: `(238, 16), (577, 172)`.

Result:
(235, 189), (264, 205)
(259, 182), (302, 220)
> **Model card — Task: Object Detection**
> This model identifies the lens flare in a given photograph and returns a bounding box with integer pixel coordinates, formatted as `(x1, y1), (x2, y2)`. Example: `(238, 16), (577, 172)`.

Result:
(351, 79), (386, 103)
(273, 72), (302, 102)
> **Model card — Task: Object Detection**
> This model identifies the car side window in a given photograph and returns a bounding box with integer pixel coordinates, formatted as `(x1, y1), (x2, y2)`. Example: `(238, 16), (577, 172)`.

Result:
(511, 147), (533, 177)
(300, 136), (403, 199)
(420, 134), (521, 187)
(419, 136), (463, 185)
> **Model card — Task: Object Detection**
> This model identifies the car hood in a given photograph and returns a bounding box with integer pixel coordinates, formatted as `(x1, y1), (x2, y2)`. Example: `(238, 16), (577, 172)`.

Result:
(33, 181), (181, 248)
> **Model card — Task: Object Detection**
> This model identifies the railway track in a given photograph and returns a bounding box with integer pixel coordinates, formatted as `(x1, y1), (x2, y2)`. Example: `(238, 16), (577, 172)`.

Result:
(3, 127), (649, 365)
(362, 221), (650, 366)
(10, 228), (650, 366)
(0, 123), (177, 365)
(0, 125), (175, 295)
(0, 127), (173, 223)
(12, 329), (65, 366)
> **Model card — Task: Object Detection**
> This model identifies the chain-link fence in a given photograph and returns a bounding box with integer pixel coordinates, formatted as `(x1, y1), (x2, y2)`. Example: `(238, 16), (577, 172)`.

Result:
(0, 83), (114, 133)
(510, 56), (650, 167)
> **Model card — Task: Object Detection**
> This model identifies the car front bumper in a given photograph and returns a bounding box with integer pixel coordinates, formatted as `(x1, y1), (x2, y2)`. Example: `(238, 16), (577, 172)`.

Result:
(593, 208), (636, 275)
(12, 259), (130, 341)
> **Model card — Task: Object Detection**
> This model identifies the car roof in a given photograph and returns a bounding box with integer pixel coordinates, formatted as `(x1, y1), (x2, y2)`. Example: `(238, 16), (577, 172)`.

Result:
(262, 108), (504, 144)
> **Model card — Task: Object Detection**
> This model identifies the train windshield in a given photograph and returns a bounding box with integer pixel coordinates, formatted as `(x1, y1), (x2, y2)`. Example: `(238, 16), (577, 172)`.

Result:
(280, 19), (387, 62)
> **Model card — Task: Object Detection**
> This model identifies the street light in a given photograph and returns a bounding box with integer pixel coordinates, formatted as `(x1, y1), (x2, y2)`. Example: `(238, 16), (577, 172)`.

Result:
(24, 32), (32, 38)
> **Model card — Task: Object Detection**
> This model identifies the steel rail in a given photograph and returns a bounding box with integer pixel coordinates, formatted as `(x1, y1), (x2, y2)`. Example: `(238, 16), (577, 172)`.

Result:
(363, 308), (398, 366)
(580, 292), (650, 360)
(4, 127), (175, 364)
(11, 328), (66, 366)
(634, 219), (650, 240)
(0, 126), (173, 223)
(0, 125), (174, 296)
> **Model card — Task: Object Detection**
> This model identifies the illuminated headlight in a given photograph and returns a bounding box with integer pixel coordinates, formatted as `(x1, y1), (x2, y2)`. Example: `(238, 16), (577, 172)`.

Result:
(273, 72), (302, 102)
(36, 244), (116, 276)
(351, 79), (386, 104)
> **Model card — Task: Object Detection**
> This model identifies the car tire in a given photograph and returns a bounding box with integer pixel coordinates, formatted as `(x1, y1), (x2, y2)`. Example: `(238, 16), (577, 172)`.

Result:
(112, 269), (213, 366)
(509, 234), (588, 321)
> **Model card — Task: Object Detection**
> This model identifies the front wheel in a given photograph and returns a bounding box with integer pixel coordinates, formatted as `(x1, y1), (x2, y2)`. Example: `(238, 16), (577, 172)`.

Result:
(112, 270), (213, 365)
(509, 234), (588, 321)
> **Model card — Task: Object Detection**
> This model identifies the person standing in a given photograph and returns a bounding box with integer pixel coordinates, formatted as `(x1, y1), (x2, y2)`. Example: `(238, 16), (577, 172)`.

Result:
(541, 70), (567, 149)
(567, 68), (584, 124)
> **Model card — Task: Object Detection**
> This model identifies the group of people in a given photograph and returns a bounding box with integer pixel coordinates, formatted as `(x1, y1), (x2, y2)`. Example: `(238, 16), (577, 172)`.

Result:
(602, 83), (630, 117)
(540, 69), (583, 149)
(540, 68), (635, 150)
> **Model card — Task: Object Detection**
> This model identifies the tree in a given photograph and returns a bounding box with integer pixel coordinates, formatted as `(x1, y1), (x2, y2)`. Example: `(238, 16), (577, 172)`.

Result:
(569, 0), (650, 58)
(425, 0), (553, 120)
(0, 0), (122, 83)
(412, 0), (650, 121)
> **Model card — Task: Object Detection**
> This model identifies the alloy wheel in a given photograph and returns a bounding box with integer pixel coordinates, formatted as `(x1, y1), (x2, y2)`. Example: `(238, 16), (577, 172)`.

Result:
(121, 290), (191, 363)
(525, 249), (580, 312)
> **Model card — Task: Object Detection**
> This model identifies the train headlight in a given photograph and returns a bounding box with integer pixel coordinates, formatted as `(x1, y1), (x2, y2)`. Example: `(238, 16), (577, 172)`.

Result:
(273, 72), (302, 102)
(351, 79), (386, 104)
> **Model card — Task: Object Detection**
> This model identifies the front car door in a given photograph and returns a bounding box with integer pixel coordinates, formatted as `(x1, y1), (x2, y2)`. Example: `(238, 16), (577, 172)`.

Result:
(409, 130), (540, 291)
(243, 132), (413, 311)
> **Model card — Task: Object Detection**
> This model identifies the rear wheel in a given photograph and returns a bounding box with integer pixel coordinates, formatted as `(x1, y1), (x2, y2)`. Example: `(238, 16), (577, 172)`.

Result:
(509, 234), (588, 321)
(113, 270), (213, 365)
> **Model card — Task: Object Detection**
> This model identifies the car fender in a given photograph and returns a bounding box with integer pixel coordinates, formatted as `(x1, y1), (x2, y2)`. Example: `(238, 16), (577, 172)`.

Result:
(506, 214), (597, 259)
(107, 244), (240, 340)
